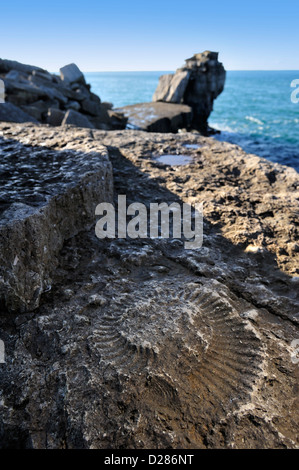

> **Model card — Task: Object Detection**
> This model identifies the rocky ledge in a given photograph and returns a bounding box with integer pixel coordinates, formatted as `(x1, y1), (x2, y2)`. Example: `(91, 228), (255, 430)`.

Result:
(0, 60), (127, 130)
(0, 123), (298, 449)
(0, 124), (113, 313)
(115, 101), (193, 132)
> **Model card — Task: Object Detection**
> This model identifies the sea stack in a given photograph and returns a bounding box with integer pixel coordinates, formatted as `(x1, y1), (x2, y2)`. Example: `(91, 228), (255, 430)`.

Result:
(153, 50), (226, 134)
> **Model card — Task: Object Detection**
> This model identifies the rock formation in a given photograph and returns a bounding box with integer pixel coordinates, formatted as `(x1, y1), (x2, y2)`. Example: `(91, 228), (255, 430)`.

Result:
(0, 122), (298, 448)
(116, 51), (226, 134)
(153, 51), (226, 134)
(0, 60), (127, 130)
(0, 102), (39, 124)
(115, 101), (193, 132)
(0, 127), (113, 313)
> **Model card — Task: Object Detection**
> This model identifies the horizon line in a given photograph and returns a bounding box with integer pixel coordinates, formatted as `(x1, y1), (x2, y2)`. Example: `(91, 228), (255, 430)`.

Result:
(50, 69), (299, 74)
(84, 69), (299, 73)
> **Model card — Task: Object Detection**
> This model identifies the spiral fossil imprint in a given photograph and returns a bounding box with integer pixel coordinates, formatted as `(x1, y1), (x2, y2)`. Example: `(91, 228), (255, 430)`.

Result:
(89, 279), (263, 412)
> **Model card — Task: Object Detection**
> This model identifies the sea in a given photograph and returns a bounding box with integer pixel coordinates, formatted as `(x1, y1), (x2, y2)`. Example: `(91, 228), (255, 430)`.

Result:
(85, 71), (299, 172)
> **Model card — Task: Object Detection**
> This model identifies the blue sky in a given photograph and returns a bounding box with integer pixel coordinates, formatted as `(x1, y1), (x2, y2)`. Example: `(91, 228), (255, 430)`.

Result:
(1, 0), (298, 71)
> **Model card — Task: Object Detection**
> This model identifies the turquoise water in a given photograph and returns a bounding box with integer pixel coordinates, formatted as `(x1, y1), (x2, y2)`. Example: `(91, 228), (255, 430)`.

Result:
(85, 71), (299, 171)
(210, 71), (299, 171)
(85, 72), (169, 107)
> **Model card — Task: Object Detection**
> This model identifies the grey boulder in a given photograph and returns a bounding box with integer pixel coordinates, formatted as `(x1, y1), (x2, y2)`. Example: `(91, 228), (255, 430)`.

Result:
(47, 108), (65, 126)
(0, 102), (39, 123)
(0, 58), (45, 75)
(60, 63), (86, 84)
(62, 109), (94, 128)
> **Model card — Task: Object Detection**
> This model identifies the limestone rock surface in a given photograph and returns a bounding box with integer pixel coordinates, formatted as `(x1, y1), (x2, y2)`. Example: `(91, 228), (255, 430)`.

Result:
(0, 122), (298, 449)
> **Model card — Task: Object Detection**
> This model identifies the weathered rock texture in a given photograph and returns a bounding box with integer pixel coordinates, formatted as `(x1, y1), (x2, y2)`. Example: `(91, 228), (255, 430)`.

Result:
(0, 125), (113, 313)
(115, 102), (192, 132)
(153, 51), (226, 133)
(0, 59), (127, 130)
(0, 123), (298, 449)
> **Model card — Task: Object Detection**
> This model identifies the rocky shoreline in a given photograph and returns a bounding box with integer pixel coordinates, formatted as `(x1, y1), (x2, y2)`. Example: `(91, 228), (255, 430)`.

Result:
(0, 60), (127, 131)
(0, 122), (298, 448)
(0, 51), (226, 135)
